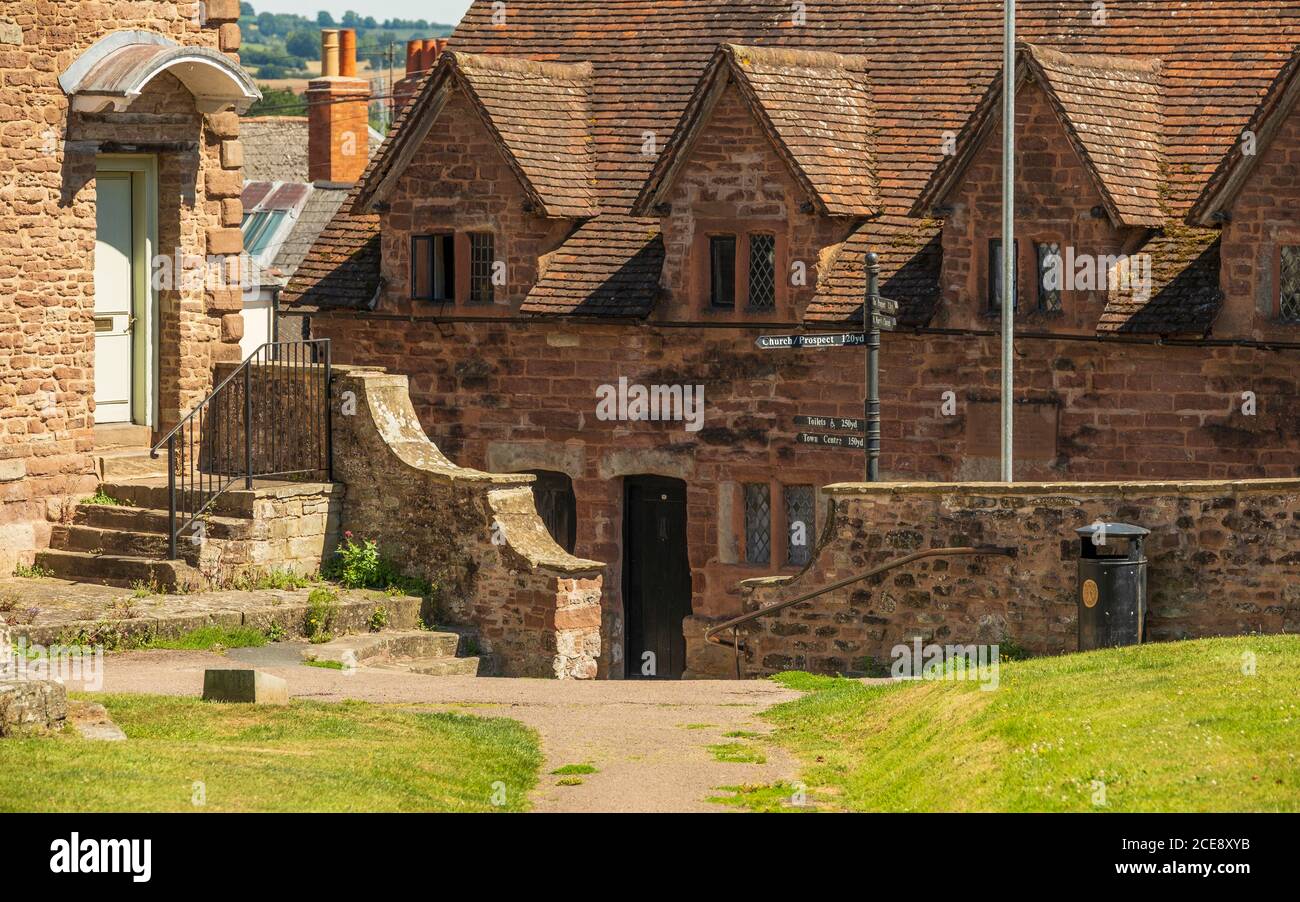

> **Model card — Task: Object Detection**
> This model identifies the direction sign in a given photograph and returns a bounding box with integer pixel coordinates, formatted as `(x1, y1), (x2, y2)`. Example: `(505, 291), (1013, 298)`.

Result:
(793, 415), (865, 433)
(756, 332), (866, 350)
(871, 313), (897, 331)
(796, 432), (866, 449)
(873, 295), (900, 317)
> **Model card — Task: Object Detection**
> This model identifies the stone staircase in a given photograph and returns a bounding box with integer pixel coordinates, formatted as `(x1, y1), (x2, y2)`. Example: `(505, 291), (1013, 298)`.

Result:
(37, 446), (343, 590)
(300, 629), (499, 677)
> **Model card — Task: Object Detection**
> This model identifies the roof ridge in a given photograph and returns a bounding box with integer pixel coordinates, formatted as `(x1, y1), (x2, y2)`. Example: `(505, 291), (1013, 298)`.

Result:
(720, 43), (871, 72)
(1021, 41), (1162, 77)
(447, 50), (594, 81)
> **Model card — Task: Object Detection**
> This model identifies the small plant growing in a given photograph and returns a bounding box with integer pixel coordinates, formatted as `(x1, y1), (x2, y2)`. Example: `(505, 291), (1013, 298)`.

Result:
(109, 597), (141, 619)
(11, 563), (53, 579)
(265, 623), (287, 643)
(0, 592), (20, 614)
(305, 588), (339, 643)
(82, 488), (132, 507)
(128, 580), (158, 601)
(327, 532), (431, 596)
(369, 606), (389, 632)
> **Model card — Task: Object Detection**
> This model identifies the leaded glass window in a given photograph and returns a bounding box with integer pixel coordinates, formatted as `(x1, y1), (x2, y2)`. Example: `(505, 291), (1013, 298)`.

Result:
(470, 232), (495, 303)
(784, 485), (815, 567)
(1281, 246), (1300, 322)
(744, 482), (771, 565)
(748, 233), (776, 310)
(1036, 242), (1062, 312)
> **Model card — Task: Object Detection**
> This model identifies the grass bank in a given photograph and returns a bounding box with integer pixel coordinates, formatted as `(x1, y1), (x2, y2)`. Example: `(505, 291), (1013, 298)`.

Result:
(0, 695), (541, 812)
(750, 636), (1300, 812)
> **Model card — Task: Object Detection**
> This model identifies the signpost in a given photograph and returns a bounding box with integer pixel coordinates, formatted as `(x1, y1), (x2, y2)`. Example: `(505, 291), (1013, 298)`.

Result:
(755, 251), (896, 481)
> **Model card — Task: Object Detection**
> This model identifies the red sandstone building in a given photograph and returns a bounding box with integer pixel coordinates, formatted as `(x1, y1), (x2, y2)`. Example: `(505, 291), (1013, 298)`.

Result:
(0, 1), (256, 575)
(284, 1), (1300, 679)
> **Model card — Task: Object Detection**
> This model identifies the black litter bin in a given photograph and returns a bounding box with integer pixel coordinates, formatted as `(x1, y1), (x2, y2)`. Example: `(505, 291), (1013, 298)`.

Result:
(1075, 522), (1150, 651)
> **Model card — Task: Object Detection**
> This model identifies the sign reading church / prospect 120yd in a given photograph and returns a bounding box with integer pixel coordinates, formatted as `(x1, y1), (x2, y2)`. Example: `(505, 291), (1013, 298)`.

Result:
(755, 332), (867, 350)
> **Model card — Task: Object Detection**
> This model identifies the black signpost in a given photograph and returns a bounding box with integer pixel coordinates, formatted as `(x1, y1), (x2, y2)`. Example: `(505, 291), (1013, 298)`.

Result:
(755, 250), (895, 481)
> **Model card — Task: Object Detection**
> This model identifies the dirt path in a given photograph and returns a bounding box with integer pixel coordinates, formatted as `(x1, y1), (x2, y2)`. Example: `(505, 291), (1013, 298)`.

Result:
(81, 645), (803, 813)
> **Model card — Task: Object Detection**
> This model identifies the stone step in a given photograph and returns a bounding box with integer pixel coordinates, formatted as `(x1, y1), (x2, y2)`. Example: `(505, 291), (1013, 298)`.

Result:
(369, 656), (495, 677)
(95, 449), (169, 481)
(93, 423), (152, 452)
(73, 503), (251, 541)
(50, 523), (180, 562)
(300, 629), (463, 666)
(99, 477), (340, 519)
(32, 549), (201, 591)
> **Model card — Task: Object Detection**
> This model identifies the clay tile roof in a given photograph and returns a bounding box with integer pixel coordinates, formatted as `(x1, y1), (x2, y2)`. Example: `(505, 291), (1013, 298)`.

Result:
(285, 0), (1299, 328)
(279, 182), (380, 310)
(1191, 46), (1300, 225)
(522, 217), (664, 316)
(914, 42), (1166, 229)
(634, 43), (878, 218)
(356, 51), (596, 220)
(1097, 227), (1223, 336)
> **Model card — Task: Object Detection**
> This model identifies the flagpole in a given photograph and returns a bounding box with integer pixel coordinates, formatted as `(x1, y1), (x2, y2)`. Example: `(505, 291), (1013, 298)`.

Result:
(1000, 0), (1016, 483)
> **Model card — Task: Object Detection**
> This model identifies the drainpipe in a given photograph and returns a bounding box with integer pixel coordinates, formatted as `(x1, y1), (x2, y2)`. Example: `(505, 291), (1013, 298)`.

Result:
(1000, 0), (1016, 483)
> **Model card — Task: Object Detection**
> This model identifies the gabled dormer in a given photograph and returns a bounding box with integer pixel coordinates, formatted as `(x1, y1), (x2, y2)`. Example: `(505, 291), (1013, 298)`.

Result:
(913, 43), (1166, 334)
(353, 51), (595, 312)
(634, 43), (878, 321)
(1189, 46), (1300, 339)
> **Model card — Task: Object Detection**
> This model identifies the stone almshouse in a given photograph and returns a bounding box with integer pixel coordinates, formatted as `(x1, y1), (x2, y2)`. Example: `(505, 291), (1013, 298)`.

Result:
(281, 1), (1300, 679)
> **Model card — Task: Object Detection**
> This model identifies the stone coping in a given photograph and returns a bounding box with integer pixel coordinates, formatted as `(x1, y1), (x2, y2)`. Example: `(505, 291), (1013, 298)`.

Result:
(0, 577), (422, 645)
(822, 478), (1300, 497)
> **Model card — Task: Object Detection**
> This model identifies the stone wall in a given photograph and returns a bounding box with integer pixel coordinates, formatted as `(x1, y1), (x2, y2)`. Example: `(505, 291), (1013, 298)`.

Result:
(190, 483), (343, 584)
(329, 367), (603, 679)
(0, 1), (246, 573)
(0, 679), (67, 736)
(732, 479), (1300, 678)
(301, 311), (1300, 677)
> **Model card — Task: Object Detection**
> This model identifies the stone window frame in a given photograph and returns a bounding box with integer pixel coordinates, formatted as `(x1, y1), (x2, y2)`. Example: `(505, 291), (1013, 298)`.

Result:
(692, 219), (790, 322)
(709, 234), (738, 308)
(1276, 244), (1300, 323)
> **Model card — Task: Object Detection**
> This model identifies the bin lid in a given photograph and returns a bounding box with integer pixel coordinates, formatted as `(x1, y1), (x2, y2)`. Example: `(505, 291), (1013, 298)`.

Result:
(1075, 523), (1150, 538)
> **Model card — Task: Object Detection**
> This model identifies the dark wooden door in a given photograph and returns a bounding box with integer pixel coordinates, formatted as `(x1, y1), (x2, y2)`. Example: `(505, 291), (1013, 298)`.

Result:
(526, 470), (577, 554)
(623, 476), (692, 679)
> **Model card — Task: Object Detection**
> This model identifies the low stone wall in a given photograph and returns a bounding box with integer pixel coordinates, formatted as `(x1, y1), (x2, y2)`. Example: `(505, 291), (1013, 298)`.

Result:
(190, 483), (344, 584)
(330, 368), (604, 679)
(727, 479), (1300, 677)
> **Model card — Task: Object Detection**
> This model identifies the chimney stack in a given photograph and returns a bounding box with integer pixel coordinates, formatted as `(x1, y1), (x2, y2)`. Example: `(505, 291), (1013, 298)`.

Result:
(394, 36), (447, 114)
(307, 28), (370, 184)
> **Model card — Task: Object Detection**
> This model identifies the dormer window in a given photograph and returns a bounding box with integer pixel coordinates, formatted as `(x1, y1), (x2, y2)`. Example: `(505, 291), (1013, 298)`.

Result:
(1281, 247), (1300, 322)
(709, 235), (737, 308)
(411, 234), (456, 301)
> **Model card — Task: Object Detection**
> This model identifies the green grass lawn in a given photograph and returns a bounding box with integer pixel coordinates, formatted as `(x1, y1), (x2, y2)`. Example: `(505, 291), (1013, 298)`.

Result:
(751, 635), (1300, 813)
(0, 695), (541, 812)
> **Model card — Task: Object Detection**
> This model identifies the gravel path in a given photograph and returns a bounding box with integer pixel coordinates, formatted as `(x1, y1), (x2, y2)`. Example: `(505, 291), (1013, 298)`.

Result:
(82, 646), (804, 813)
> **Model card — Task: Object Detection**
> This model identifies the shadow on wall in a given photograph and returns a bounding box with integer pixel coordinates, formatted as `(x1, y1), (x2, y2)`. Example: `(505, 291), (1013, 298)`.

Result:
(329, 366), (605, 679)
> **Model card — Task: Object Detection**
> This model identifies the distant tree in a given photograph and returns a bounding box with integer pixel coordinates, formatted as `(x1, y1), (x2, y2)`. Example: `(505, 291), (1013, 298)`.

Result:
(341, 11), (361, 28)
(245, 86), (307, 118)
(285, 30), (318, 60)
(362, 16), (377, 29)
(256, 12), (278, 36)
(317, 11), (335, 27)
(240, 2), (255, 15)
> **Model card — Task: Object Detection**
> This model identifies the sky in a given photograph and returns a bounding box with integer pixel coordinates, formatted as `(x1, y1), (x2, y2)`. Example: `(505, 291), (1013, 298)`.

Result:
(247, 1), (476, 25)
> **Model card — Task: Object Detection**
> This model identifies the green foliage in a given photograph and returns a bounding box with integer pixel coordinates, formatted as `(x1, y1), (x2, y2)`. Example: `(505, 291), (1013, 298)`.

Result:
(246, 85), (305, 117)
(327, 533), (431, 597)
(708, 742), (767, 765)
(369, 606), (389, 632)
(709, 782), (813, 813)
(147, 626), (269, 651)
(304, 659), (345, 670)
(81, 488), (131, 507)
(305, 588), (339, 643)
(770, 671), (863, 692)
(10, 563), (53, 579)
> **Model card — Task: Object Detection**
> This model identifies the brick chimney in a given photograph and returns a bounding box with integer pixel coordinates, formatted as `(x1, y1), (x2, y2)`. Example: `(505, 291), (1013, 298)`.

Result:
(393, 38), (448, 114)
(307, 28), (370, 184)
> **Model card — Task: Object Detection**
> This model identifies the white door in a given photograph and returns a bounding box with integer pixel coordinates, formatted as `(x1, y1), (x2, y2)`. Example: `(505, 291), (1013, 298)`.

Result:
(94, 172), (134, 425)
(240, 294), (274, 359)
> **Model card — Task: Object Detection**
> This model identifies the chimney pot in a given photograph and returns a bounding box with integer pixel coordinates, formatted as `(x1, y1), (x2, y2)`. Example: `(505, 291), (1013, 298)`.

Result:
(406, 40), (422, 76)
(339, 29), (357, 78)
(321, 29), (340, 77)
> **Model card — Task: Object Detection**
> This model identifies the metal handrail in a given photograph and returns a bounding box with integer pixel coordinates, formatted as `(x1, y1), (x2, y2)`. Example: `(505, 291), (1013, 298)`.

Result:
(705, 545), (1019, 678)
(149, 339), (333, 560)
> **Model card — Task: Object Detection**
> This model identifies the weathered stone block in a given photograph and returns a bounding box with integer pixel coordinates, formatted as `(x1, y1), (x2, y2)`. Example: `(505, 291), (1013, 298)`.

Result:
(202, 670), (289, 705)
(0, 680), (68, 736)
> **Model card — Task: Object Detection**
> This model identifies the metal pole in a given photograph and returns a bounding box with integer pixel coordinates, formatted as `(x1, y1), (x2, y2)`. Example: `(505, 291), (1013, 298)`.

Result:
(1000, 0), (1016, 483)
(244, 363), (254, 490)
(166, 435), (177, 561)
(865, 252), (881, 482)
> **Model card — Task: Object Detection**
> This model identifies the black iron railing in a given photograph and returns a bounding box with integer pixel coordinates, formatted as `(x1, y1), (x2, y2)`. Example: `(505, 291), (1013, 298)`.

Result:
(150, 340), (333, 560)
(705, 546), (1019, 678)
